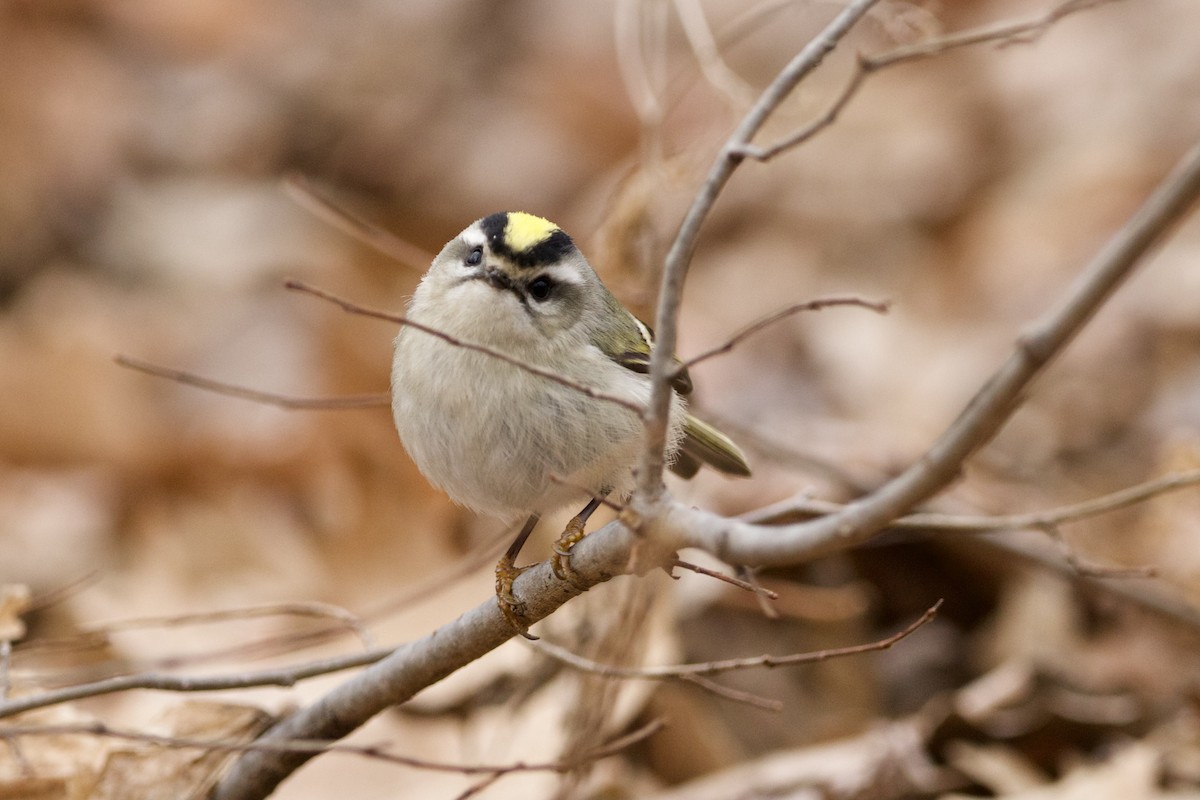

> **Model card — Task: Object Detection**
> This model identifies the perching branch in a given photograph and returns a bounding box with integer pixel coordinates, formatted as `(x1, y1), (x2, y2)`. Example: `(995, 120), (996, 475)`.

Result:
(21, 462), (1171, 719)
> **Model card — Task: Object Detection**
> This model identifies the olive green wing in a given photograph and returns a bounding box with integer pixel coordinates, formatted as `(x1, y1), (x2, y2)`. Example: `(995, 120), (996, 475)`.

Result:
(600, 305), (693, 395)
(597, 303), (750, 479)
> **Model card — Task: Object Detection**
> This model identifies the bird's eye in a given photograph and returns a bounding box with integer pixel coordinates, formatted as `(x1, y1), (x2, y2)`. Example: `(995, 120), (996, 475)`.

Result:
(527, 275), (554, 301)
(465, 246), (483, 266)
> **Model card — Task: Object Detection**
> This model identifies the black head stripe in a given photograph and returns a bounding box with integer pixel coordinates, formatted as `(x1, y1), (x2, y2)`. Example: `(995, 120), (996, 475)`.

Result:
(512, 228), (574, 267)
(479, 212), (577, 268)
(479, 212), (509, 249)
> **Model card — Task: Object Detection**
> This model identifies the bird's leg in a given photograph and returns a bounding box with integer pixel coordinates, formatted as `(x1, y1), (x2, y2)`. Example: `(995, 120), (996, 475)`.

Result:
(551, 495), (605, 589)
(495, 513), (540, 639)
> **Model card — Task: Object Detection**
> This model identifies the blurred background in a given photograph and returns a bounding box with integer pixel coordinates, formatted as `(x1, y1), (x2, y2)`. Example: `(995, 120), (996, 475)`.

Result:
(2, 0), (1200, 798)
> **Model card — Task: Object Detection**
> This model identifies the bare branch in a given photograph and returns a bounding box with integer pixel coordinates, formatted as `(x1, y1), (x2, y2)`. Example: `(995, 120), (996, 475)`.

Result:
(531, 600), (940, 680)
(0, 648), (391, 721)
(27, 572), (101, 615)
(282, 173), (434, 272)
(0, 642), (11, 703)
(731, 65), (869, 162)
(746, 469), (1200, 535)
(737, 0), (1122, 162)
(678, 296), (889, 372)
(0, 653), (389, 721)
(286, 279), (644, 413)
(1039, 523), (1160, 579)
(674, 0), (755, 106)
(638, 0), (883, 498)
(81, 600), (374, 647)
(0, 718), (664, 776)
(677, 673), (784, 711)
(669, 559), (780, 600)
(2, 529), (520, 721)
(670, 139), (1200, 567)
(114, 354), (388, 410)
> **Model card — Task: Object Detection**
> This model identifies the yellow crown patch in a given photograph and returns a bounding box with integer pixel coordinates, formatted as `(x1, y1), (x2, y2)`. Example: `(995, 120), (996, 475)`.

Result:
(505, 212), (560, 254)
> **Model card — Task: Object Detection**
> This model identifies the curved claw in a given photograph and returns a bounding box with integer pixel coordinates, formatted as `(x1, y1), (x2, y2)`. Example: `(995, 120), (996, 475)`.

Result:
(550, 516), (590, 590)
(495, 555), (538, 640)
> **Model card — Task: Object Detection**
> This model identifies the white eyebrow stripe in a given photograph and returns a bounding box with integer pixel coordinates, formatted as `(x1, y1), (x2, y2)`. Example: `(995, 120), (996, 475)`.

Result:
(631, 315), (653, 347)
(462, 227), (488, 248)
(536, 262), (587, 286)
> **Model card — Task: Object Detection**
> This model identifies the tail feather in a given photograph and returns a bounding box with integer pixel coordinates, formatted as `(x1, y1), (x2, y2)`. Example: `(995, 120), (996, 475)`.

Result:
(670, 415), (751, 479)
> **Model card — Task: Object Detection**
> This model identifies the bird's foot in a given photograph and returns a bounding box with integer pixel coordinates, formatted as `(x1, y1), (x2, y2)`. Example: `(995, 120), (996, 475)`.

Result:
(495, 554), (538, 640)
(551, 514), (590, 590)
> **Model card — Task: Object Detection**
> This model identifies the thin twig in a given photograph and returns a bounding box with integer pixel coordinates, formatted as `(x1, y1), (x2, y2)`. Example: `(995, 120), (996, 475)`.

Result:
(287, 279), (643, 413)
(2, 530), (523, 719)
(1, 641), (11, 703)
(114, 354), (388, 410)
(906, 469), (1200, 534)
(455, 773), (504, 800)
(739, 566), (782, 620)
(532, 600), (940, 680)
(744, 469), (1200, 535)
(84, 601), (376, 650)
(638, 0), (884, 498)
(0, 648), (391, 721)
(679, 296), (889, 372)
(674, 0), (755, 106)
(1039, 523), (1159, 579)
(27, 572), (102, 615)
(670, 559), (780, 600)
(737, 0), (1121, 162)
(0, 718), (664, 776)
(678, 673), (784, 711)
(14, 600), (379, 688)
(282, 173), (434, 271)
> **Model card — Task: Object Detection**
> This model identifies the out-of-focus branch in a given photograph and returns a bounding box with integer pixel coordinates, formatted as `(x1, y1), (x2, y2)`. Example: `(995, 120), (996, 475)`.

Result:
(114, 354), (389, 410)
(532, 600), (940, 680)
(283, 173), (434, 271)
(0, 648), (391, 721)
(1, 717), (664, 777)
(744, 469), (1200, 533)
(735, 0), (1123, 162)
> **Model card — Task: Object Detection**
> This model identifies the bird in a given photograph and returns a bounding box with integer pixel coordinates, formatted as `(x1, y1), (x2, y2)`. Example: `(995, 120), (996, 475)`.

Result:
(391, 211), (749, 634)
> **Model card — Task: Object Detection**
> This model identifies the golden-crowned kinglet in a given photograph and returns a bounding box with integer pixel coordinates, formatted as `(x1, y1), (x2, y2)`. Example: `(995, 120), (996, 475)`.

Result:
(391, 211), (749, 632)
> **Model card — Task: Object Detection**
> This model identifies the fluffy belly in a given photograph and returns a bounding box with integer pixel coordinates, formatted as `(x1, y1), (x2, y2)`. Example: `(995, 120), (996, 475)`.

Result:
(392, 338), (658, 519)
